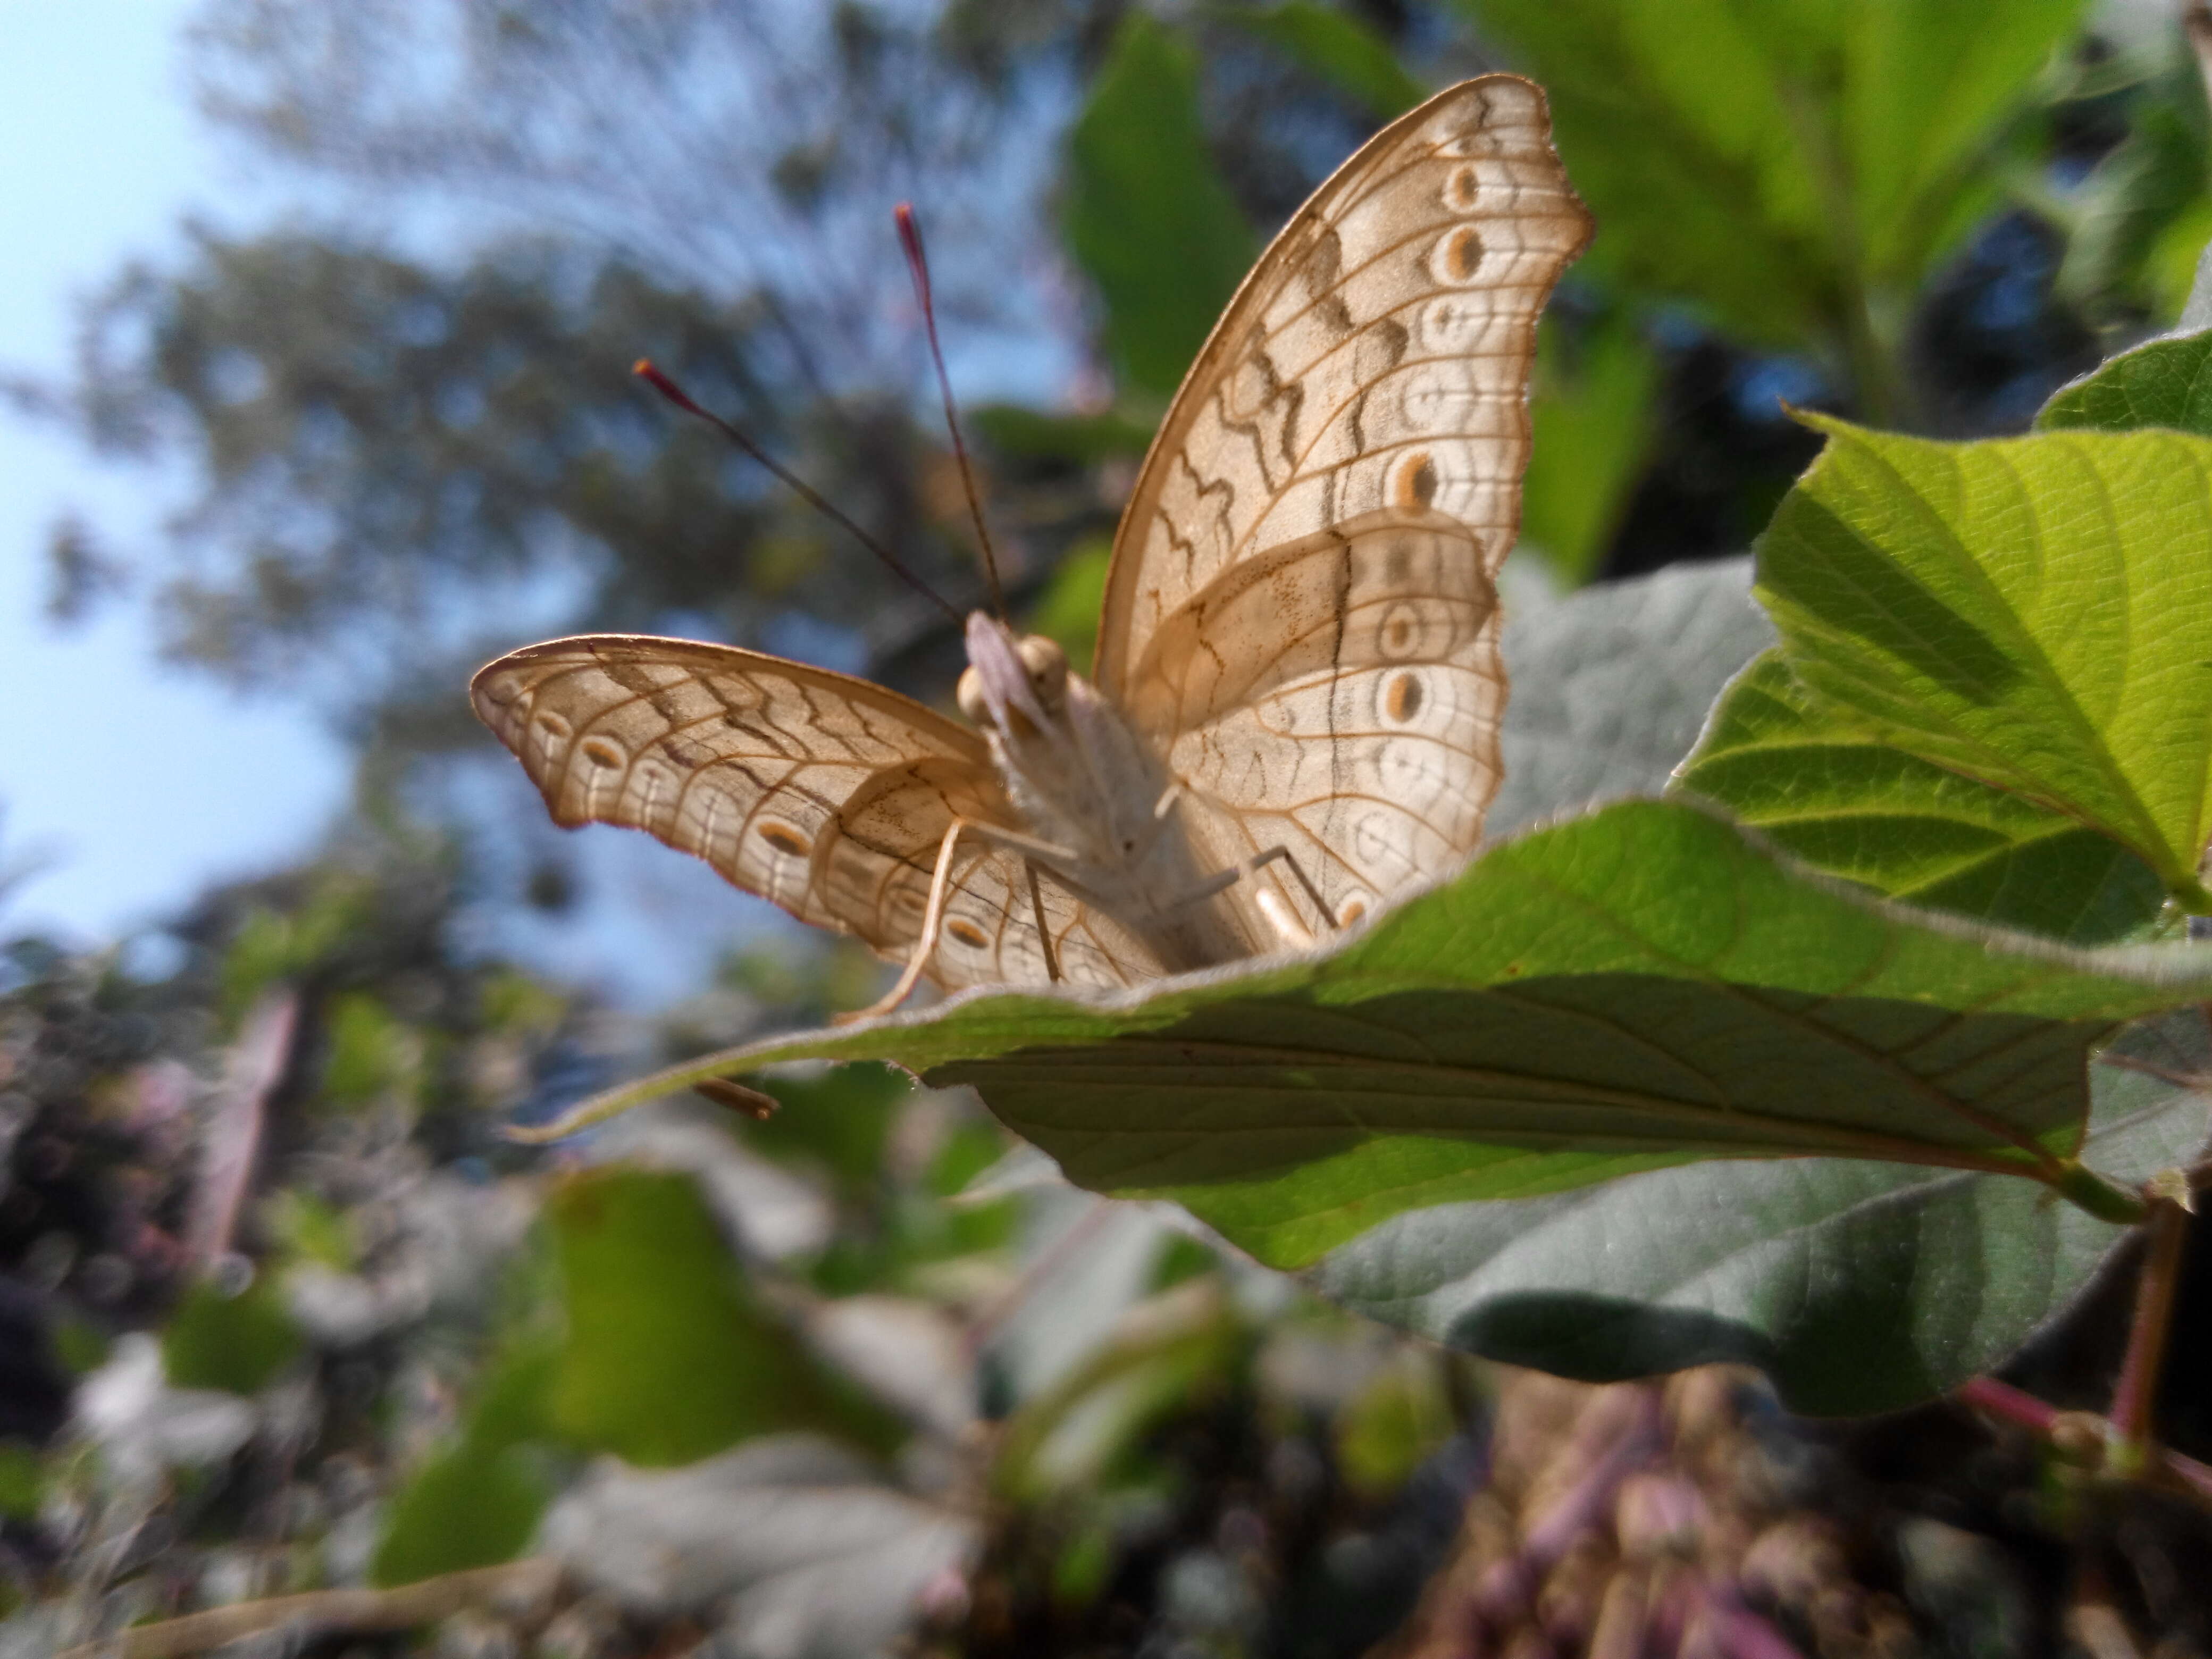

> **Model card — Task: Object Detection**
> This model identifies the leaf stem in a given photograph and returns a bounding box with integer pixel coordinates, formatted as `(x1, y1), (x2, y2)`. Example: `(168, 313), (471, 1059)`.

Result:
(2108, 1194), (2192, 1473)
(2048, 1161), (2152, 1227)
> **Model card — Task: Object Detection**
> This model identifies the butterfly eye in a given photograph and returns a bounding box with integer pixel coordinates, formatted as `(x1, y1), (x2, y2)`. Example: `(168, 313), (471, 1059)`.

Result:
(1016, 635), (1068, 706)
(956, 665), (990, 725)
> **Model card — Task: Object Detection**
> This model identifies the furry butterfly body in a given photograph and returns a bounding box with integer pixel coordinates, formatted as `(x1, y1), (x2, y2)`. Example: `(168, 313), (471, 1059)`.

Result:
(472, 76), (1591, 1001)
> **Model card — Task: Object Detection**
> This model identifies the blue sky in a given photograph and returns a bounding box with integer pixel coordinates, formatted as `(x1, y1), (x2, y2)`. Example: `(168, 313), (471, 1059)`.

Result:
(0, 3), (348, 947)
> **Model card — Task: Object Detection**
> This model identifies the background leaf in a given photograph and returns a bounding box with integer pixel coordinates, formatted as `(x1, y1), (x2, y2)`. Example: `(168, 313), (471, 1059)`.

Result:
(1231, 2), (1427, 121)
(1062, 13), (1257, 401)
(1519, 315), (1663, 584)
(161, 1275), (303, 1396)
(370, 1342), (562, 1587)
(1465, 0), (2085, 416)
(1678, 651), (2168, 944)
(544, 1169), (902, 1465)
(1755, 417), (2212, 906)
(1306, 1008), (2212, 1416)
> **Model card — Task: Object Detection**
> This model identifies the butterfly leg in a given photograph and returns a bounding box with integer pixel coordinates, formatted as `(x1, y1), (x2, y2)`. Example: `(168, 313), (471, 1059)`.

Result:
(1241, 845), (1339, 949)
(839, 818), (974, 1023)
(1163, 844), (1339, 950)
(841, 819), (1083, 1021)
(1246, 845), (1337, 927)
(1024, 861), (1062, 984)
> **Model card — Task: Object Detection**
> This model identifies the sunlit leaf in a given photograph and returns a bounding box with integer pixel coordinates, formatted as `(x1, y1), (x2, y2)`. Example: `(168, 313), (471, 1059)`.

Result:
(2037, 329), (2212, 437)
(1756, 417), (2212, 908)
(1465, 0), (2084, 400)
(1677, 651), (2167, 944)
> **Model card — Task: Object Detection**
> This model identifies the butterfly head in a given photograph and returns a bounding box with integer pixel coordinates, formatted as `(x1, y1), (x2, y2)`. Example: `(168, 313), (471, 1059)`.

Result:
(956, 612), (1068, 738)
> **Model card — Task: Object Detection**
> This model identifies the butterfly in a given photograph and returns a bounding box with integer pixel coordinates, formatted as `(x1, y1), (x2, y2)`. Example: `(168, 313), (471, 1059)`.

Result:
(471, 75), (1591, 1014)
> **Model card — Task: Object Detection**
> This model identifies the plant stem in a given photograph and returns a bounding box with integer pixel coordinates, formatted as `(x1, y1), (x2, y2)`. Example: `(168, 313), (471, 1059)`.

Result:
(1956, 1376), (2062, 1435)
(2108, 1195), (2192, 1473)
(54, 1559), (560, 1659)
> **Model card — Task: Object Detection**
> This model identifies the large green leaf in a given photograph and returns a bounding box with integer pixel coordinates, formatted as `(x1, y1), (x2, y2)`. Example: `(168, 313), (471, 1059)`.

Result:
(1063, 14), (1258, 400)
(544, 1169), (901, 1464)
(1677, 651), (2167, 944)
(1465, 0), (2083, 404)
(1755, 417), (2212, 908)
(1307, 1007), (2212, 1416)
(2037, 330), (2212, 437)
(524, 803), (2212, 1269)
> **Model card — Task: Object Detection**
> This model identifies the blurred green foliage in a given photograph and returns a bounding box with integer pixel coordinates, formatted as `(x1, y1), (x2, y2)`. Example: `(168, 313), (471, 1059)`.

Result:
(544, 1169), (904, 1464)
(371, 1341), (564, 1587)
(160, 1275), (305, 1395)
(1063, 13), (1259, 402)
(1466, 0), (2088, 422)
(1520, 316), (1662, 583)
(1231, 2), (1426, 120)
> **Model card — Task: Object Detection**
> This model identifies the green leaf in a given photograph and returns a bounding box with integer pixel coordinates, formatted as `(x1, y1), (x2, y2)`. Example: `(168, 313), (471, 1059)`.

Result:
(1754, 417), (2212, 908)
(2052, 62), (2210, 322)
(1026, 538), (1113, 675)
(544, 1169), (902, 1464)
(1677, 651), (2168, 944)
(970, 404), (1154, 464)
(371, 1341), (562, 1586)
(535, 802), (2212, 1269)
(1308, 1007), (2211, 1416)
(1231, 3), (1426, 120)
(162, 1274), (304, 1395)
(2037, 330), (2212, 437)
(1520, 315), (1662, 584)
(0, 1445), (43, 1521)
(1064, 13), (1258, 399)
(1489, 557), (1774, 839)
(1465, 0), (2084, 402)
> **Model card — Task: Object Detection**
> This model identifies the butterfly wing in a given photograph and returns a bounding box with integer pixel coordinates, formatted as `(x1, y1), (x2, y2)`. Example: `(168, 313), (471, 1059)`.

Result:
(470, 635), (1154, 992)
(1095, 75), (1591, 934)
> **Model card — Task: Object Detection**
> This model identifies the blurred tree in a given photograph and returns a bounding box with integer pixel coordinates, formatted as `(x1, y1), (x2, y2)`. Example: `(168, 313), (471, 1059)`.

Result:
(43, 231), (988, 727)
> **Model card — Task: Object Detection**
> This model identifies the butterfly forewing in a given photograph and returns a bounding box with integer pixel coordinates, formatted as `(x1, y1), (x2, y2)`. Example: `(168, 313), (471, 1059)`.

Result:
(1097, 75), (1590, 937)
(473, 636), (1164, 991)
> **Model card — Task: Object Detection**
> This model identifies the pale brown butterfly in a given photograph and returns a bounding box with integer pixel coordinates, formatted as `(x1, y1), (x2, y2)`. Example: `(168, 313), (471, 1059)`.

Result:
(471, 75), (1592, 1016)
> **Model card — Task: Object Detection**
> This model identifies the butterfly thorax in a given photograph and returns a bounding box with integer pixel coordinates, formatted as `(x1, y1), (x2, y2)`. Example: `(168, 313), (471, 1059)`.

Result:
(958, 614), (1256, 973)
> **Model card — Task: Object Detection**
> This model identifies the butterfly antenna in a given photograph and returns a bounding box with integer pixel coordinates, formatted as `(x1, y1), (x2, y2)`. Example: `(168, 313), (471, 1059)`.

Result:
(895, 203), (1007, 620)
(632, 359), (962, 626)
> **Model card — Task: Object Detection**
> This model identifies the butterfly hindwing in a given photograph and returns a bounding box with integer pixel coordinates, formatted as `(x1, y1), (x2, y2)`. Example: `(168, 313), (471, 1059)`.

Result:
(1096, 75), (1590, 936)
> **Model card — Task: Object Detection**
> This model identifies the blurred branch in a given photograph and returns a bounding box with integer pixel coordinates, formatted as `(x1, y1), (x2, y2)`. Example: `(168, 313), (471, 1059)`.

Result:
(183, 988), (298, 1270)
(54, 1558), (560, 1659)
(2185, 2), (2212, 108)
